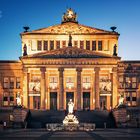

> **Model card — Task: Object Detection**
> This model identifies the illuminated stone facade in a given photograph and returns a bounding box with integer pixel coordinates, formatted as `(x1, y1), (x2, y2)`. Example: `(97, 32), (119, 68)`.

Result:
(0, 9), (140, 110)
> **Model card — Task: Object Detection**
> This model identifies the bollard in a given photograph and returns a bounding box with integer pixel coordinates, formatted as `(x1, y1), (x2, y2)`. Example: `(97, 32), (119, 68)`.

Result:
(3, 122), (6, 129)
(104, 122), (106, 129)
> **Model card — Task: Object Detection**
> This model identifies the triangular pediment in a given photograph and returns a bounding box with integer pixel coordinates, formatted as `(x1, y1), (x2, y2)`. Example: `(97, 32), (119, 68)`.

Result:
(21, 47), (118, 59)
(21, 22), (119, 35)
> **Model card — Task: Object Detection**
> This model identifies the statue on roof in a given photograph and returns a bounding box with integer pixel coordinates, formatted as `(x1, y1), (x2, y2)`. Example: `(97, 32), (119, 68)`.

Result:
(62, 8), (78, 23)
(23, 44), (27, 56)
(68, 34), (72, 47)
(113, 44), (117, 56)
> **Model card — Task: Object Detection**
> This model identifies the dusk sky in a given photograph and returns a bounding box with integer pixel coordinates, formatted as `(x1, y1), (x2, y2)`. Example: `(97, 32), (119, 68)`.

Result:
(0, 0), (140, 60)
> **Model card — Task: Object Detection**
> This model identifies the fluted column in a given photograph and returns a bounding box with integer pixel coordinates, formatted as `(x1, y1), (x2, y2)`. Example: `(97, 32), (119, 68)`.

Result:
(111, 67), (118, 108)
(58, 68), (64, 110)
(23, 68), (29, 108)
(94, 67), (100, 109)
(40, 67), (46, 109)
(76, 68), (82, 110)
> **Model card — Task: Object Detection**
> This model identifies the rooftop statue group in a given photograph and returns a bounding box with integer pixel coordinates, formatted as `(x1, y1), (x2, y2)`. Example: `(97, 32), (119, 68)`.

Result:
(62, 8), (77, 23)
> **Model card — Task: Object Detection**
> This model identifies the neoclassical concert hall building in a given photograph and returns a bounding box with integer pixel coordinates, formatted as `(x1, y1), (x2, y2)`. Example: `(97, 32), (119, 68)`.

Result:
(0, 8), (140, 111)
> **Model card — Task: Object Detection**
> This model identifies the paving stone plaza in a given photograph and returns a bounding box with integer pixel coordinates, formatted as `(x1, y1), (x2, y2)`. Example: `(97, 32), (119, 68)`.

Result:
(0, 128), (140, 140)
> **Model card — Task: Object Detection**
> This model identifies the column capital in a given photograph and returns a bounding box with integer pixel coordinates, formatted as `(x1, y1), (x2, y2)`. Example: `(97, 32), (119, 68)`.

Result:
(58, 67), (64, 72)
(112, 67), (117, 73)
(40, 67), (46, 73)
(76, 67), (82, 72)
(94, 67), (100, 72)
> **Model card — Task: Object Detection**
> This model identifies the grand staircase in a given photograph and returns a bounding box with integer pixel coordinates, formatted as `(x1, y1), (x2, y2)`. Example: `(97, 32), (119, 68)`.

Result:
(26, 110), (116, 128)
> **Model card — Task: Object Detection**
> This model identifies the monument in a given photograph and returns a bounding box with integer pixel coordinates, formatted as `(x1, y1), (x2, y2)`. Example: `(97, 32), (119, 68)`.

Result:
(63, 99), (79, 126)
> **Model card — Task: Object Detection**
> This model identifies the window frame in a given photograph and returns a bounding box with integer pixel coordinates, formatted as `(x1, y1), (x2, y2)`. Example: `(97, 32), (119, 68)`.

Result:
(37, 40), (42, 51)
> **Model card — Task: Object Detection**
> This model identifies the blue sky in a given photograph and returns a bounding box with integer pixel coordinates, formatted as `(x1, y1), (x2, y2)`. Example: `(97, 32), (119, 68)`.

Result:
(0, 0), (140, 60)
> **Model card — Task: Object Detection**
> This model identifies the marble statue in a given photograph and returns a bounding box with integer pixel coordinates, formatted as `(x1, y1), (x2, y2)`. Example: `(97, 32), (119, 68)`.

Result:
(68, 99), (74, 114)
(16, 96), (21, 106)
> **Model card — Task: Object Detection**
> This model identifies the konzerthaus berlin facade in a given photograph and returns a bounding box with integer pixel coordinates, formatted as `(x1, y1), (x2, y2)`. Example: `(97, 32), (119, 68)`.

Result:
(0, 9), (140, 111)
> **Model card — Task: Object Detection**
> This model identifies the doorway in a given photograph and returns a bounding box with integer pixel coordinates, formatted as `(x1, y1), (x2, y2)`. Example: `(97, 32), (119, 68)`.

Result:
(66, 92), (74, 110)
(50, 92), (57, 110)
(33, 96), (40, 109)
(100, 96), (107, 110)
(83, 92), (90, 110)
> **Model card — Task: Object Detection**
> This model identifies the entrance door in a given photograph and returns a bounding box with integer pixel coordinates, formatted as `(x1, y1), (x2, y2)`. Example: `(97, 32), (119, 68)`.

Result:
(66, 92), (74, 110)
(83, 92), (90, 110)
(100, 96), (107, 110)
(50, 92), (57, 110)
(33, 96), (40, 109)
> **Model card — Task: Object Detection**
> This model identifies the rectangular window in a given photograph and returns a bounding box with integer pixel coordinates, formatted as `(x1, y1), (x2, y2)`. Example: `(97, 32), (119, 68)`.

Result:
(62, 41), (66, 48)
(3, 92), (9, 106)
(43, 41), (48, 50)
(98, 41), (102, 51)
(125, 77), (131, 88)
(132, 92), (137, 106)
(10, 92), (14, 106)
(80, 41), (84, 49)
(37, 41), (42, 51)
(10, 77), (14, 89)
(86, 41), (90, 50)
(92, 41), (96, 51)
(50, 41), (54, 50)
(56, 41), (60, 49)
(132, 77), (137, 88)
(126, 92), (130, 102)
(16, 77), (20, 89)
(74, 41), (78, 47)
(3, 77), (9, 89)
(118, 76), (124, 88)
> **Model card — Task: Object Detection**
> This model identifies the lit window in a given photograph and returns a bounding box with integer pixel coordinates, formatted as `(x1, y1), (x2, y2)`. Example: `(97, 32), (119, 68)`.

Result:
(92, 41), (96, 51)
(126, 92), (130, 102)
(98, 41), (102, 51)
(3, 92), (9, 106)
(16, 77), (20, 89)
(132, 92), (137, 106)
(43, 41), (48, 50)
(9, 92), (14, 106)
(50, 41), (54, 50)
(86, 41), (90, 50)
(80, 41), (84, 49)
(56, 41), (60, 49)
(132, 77), (137, 88)
(3, 77), (9, 89)
(62, 41), (66, 48)
(37, 41), (42, 51)
(10, 77), (14, 89)
(118, 76), (124, 88)
(125, 77), (131, 88)
(74, 41), (78, 47)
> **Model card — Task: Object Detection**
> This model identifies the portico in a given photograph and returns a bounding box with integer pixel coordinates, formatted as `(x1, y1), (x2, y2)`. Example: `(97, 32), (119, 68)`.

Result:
(21, 47), (120, 111)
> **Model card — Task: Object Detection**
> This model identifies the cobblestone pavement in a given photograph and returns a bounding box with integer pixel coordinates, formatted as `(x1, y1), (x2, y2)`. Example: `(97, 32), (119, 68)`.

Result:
(0, 128), (140, 140)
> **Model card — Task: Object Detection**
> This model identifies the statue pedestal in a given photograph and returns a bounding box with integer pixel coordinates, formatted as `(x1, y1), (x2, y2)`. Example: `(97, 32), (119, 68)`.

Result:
(63, 114), (79, 125)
